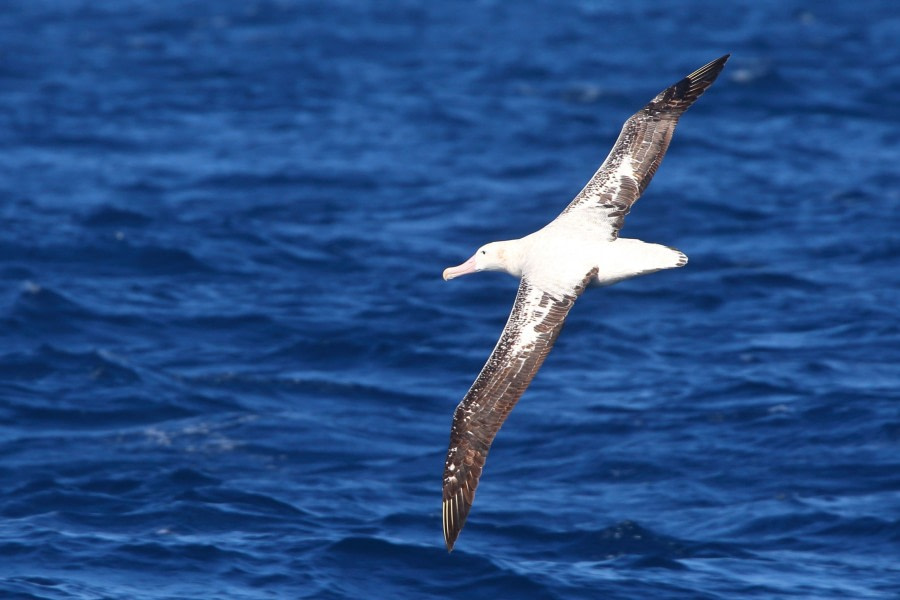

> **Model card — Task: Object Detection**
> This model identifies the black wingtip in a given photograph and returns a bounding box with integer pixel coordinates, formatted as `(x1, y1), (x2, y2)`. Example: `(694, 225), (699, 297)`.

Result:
(651, 54), (729, 113)
(686, 54), (730, 86)
(442, 488), (472, 553)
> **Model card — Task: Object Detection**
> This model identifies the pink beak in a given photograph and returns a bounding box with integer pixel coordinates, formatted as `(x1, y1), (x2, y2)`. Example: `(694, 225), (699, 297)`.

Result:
(443, 255), (477, 281)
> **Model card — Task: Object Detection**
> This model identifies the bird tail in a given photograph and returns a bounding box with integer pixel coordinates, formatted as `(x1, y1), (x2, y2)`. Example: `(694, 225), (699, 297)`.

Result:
(595, 239), (687, 286)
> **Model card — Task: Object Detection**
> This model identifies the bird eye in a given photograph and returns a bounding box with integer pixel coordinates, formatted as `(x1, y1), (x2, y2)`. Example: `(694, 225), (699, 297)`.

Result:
(481, 250), (486, 255)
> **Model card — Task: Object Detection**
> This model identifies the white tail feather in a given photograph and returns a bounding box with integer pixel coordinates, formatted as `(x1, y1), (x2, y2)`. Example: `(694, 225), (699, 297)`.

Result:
(594, 239), (687, 286)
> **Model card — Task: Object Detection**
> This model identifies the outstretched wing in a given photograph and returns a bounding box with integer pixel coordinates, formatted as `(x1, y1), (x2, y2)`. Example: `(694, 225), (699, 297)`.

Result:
(562, 54), (729, 240)
(442, 269), (596, 551)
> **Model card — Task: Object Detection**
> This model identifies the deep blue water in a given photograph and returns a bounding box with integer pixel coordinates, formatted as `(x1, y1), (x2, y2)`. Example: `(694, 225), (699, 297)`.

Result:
(1, 1), (899, 598)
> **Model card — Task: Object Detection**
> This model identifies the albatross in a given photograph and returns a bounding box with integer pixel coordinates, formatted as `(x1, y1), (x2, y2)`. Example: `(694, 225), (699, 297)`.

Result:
(440, 54), (729, 551)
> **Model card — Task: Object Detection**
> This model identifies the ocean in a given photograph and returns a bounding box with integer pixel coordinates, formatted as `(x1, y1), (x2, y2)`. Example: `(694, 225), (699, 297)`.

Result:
(1, 1), (898, 598)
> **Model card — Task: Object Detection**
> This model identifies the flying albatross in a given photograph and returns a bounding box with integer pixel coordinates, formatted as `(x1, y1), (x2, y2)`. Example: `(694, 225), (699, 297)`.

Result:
(440, 54), (729, 551)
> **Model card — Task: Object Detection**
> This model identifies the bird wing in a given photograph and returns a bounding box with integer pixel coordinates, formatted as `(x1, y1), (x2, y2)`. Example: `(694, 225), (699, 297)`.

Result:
(561, 54), (729, 240)
(442, 268), (597, 551)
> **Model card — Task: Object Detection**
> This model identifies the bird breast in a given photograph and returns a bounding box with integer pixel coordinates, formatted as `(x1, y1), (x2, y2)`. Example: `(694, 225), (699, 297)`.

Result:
(520, 226), (605, 297)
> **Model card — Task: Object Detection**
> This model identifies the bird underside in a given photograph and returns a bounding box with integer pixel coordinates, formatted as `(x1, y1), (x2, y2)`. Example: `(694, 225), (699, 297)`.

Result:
(440, 54), (728, 552)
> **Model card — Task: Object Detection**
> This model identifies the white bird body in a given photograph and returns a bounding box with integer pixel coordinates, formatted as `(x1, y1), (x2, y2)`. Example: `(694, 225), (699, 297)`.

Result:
(440, 55), (729, 551)
(478, 221), (688, 297)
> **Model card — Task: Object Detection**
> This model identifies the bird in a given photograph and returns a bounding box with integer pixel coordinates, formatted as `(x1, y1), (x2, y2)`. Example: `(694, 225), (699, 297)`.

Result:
(440, 54), (729, 552)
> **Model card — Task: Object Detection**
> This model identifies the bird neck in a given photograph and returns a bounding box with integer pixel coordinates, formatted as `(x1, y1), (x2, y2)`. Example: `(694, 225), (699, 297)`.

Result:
(494, 238), (526, 278)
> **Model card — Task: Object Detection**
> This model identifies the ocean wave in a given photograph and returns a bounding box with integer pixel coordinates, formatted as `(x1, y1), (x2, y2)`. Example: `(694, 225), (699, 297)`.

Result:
(1, 1), (898, 598)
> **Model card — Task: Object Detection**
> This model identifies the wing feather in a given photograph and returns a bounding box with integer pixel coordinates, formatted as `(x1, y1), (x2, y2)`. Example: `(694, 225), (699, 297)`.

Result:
(441, 269), (596, 551)
(563, 54), (729, 239)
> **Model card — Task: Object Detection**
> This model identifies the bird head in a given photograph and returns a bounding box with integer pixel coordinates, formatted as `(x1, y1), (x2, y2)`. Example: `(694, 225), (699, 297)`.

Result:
(443, 241), (518, 280)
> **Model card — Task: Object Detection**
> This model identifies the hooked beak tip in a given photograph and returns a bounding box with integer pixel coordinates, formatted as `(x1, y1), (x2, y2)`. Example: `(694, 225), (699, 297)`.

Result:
(442, 256), (477, 281)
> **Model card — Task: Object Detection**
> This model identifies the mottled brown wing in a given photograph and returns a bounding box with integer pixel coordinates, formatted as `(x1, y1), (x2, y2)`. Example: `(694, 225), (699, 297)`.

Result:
(442, 269), (596, 551)
(563, 54), (729, 239)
